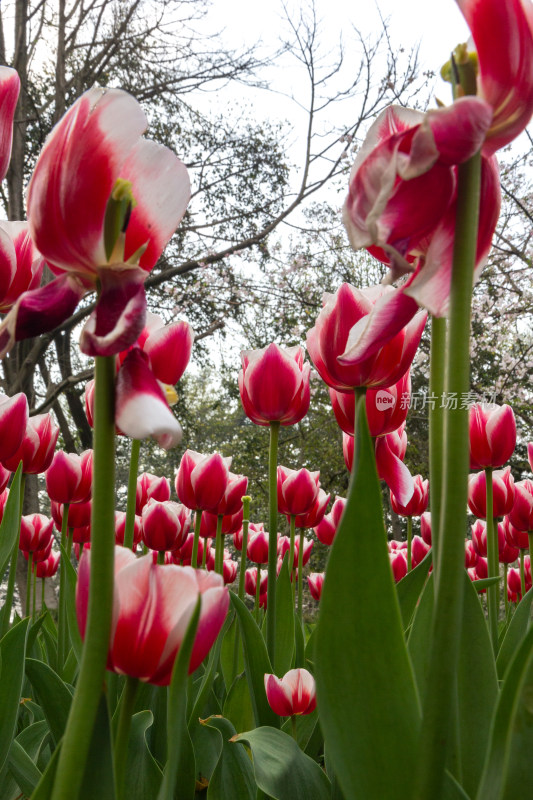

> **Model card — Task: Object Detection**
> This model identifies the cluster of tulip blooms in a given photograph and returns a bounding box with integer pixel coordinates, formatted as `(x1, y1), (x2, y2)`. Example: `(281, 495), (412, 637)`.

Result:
(1, 0), (533, 798)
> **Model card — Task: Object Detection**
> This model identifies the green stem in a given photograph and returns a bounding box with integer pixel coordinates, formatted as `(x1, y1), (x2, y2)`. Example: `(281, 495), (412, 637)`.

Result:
(266, 421), (280, 663)
(528, 531), (533, 565)
(1, 471), (25, 637)
(124, 439), (141, 550)
(214, 514), (224, 575)
(237, 496), (251, 601)
(504, 564), (508, 616)
(114, 676), (139, 800)
(41, 577), (45, 611)
(201, 538), (208, 568)
(157, 551), (166, 565)
(51, 354), (116, 800)
(255, 566), (261, 620)
(485, 470), (499, 651)
(289, 514), (296, 602)
(191, 509), (202, 569)
(58, 503), (70, 671)
(297, 528), (305, 622)
(429, 315), (446, 565)
(32, 564), (37, 618)
(414, 152), (482, 800)
(26, 551), (33, 618)
(406, 517), (413, 574)
(520, 549), (526, 599)
(290, 715), (297, 742)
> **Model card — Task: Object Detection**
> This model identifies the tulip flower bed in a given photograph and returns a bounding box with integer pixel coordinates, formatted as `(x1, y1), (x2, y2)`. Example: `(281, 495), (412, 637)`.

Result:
(1, 1), (533, 798)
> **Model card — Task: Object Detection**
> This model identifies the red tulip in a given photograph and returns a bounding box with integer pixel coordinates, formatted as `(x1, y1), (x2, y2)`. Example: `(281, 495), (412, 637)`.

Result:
(411, 535), (431, 568)
(19, 513), (54, 555)
(456, 0), (533, 154)
(467, 467), (515, 520)
(307, 283), (425, 392)
(330, 370), (410, 438)
(391, 474), (429, 517)
(469, 402), (516, 470)
(120, 311), (194, 386)
(233, 521), (264, 551)
(213, 471), (248, 517)
(3, 413), (59, 474)
(277, 535), (313, 569)
(308, 573), (324, 602)
(245, 567), (268, 598)
(0, 392), (28, 464)
(72, 525), (92, 545)
(141, 499), (189, 552)
(136, 472), (171, 515)
(175, 450), (231, 512)
(503, 515), (530, 550)
(51, 499), (92, 530)
(373, 423), (414, 507)
(239, 343), (310, 426)
(292, 488), (330, 529)
(264, 668), (316, 716)
(0, 222), (44, 313)
(178, 533), (210, 564)
(420, 512), (432, 546)
(247, 529), (271, 565)
(114, 511), (142, 549)
(35, 551), (60, 579)
(389, 549), (408, 582)
(45, 450), (92, 505)
(277, 466), (320, 517)
(465, 539), (479, 568)
(0, 67), (20, 181)
(314, 496), (346, 546)
(528, 442), (533, 473)
(201, 507), (243, 538)
(76, 546), (229, 685)
(507, 479), (533, 532)
(1, 88), (190, 359)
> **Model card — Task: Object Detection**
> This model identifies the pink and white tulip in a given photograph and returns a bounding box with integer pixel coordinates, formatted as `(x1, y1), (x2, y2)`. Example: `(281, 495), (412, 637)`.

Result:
(469, 402), (516, 470)
(264, 668), (317, 717)
(239, 344), (310, 426)
(0, 67), (20, 182)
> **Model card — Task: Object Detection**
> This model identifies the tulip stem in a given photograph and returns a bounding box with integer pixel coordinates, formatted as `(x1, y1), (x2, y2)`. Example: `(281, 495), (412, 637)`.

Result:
(201, 540), (208, 568)
(414, 151), (482, 800)
(124, 439), (141, 550)
(289, 515), (296, 602)
(528, 532), (533, 567)
(58, 503), (70, 672)
(429, 315), (446, 565)
(1, 469), (25, 637)
(215, 514), (224, 574)
(51, 354), (116, 800)
(267, 421), (280, 663)
(297, 528), (305, 622)
(406, 517), (413, 574)
(157, 551), (166, 565)
(237, 496), (251, 601)
(32, 568), (37, 618)
(41, 577), (45, 611)
(520, 549), (526, 598)
(191, 510), (202, 569)
(290, 715), (298, 741)
(26, 552), (33, 618)
(255, 566), (261, 620)
(114, 675), (139, 800)
(485, 471), (498, 650)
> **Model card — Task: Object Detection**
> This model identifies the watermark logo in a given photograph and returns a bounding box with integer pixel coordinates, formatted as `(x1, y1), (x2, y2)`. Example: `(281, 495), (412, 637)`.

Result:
(375, 390), (396, 411)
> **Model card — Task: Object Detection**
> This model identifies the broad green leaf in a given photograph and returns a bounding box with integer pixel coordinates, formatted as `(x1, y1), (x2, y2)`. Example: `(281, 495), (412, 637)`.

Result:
(124, 711), (163, 798)
(25, 658), (73, 747)
(219, 613), (241, 691)
(8, 739), (42, 796)
(314, 397), (420, 800)
(230, 593), (279, 728)
(39, 611), (58, 673)
(281, 709), (318, 752)
(234, 726), (330, 800)
(496, 587), (533, 679)
(190, 717), (222, 789)
(202, 716), (255, 800)
(471, 577), (501, 592)
(500, 656), (533, 800)
(28, 739), (60, 800)
(0, 618), (30, 774)
(407, 572), (435, 702)
(157, 597), (200, 800)
(222, 672), (254, 734)
(476, 625), (533, 799)
(456, 571), (498, 797)
(396, 549), (432, 630)
(304, 624), (317, 669)
(188, 614), (232, 727)
(0, 464), (22, 580)
(273, 556), (295, 676)
(293, 610), (305, 668)
(78, 692), (116, 800)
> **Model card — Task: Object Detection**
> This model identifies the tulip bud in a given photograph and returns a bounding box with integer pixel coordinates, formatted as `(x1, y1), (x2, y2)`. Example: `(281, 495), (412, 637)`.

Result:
(469, 402), (516, 469)
(467, 467), (515, 520)
(264, 668), (316, 716)
(239, 343), (310, 426)
(308, 573), (324, 602)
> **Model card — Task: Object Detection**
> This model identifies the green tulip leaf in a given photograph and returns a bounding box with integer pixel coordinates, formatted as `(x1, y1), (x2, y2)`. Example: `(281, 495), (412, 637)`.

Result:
(496, 587), (533, 679)
(234, 725), (330, 800)
(25, 657), (73, 747)
(222, 672), (254, 734)
(396, 549), (432, 630)
(202, 715), (255, 800)
(124, 711), (163, 798)
(273, 555), (295, 676)
(0, 618), (30, 774)
(314, 396), (420, 799)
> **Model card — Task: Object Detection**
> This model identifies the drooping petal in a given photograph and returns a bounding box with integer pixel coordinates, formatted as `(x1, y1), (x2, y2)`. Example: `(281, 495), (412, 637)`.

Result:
(375, 434), (414, 507)
(456, 0), (533, 153)
(0, 67), (20, 182)
(115, 348), (182, 449)
(0, 274), (86, 358)
(80, 267), (147, 357)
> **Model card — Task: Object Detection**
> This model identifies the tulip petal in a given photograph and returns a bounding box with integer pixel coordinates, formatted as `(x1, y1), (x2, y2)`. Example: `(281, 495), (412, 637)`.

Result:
(115, 348), (182, 449)
(80, 267), (147, 356)
(143, 319), (194, 385)
(0, 274), (86, 358)
(0, 67), (20, 182)
(375, 435), (414, 507)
